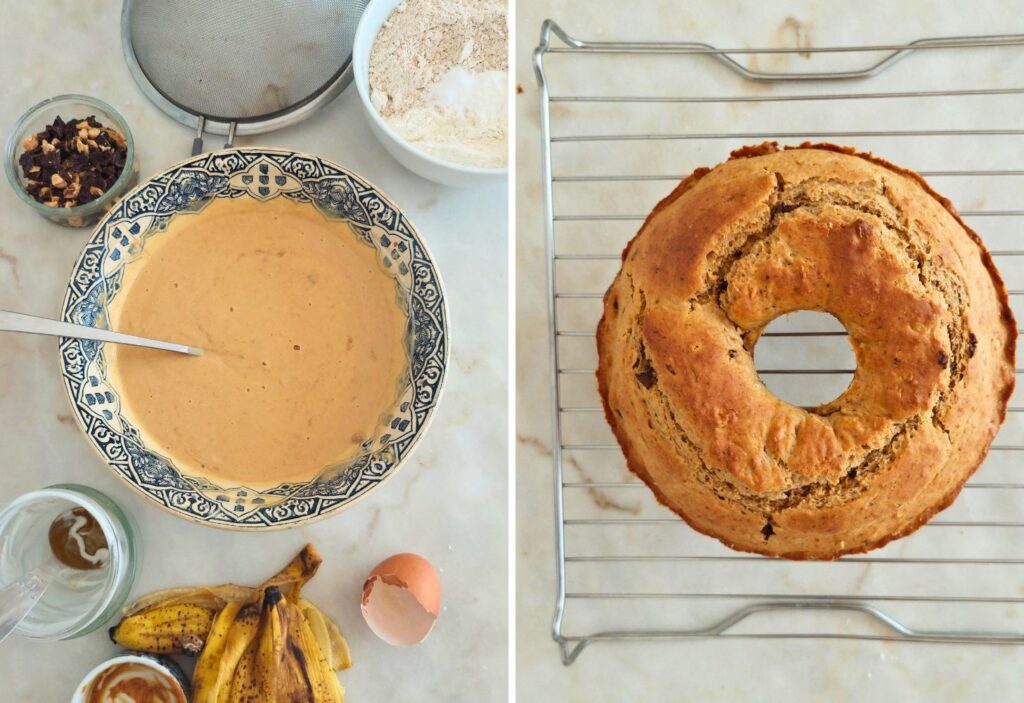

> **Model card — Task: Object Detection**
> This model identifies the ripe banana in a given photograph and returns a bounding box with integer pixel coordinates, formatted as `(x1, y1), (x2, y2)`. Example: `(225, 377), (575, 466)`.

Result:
(107, 544), (348, 701)
(214, 603), (261, 703)
(228, 637), (260, 703)
(299, 599), (352, 671)
(260, 544), (322, 600)
(252, 588), (289, 703)
(293, 601), (345, 702)
(277, 608), (317, 702)
(191, 600), (242, 703)
(121, 544), (322, 625)
(124, 584), (258, 618)
(109, 603), (215, 654)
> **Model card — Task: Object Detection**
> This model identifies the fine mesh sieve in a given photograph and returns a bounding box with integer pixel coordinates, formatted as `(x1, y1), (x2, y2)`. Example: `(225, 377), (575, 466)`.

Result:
(121, 0), (367, 153)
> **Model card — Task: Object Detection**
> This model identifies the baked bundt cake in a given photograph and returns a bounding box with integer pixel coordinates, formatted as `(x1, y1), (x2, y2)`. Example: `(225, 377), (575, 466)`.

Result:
(596, 142), (1016, 559)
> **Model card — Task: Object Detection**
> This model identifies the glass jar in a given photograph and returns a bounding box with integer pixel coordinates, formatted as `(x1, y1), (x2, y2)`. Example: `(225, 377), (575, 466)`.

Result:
(3, 94), (138, 228)
(0, 484), (139, 639)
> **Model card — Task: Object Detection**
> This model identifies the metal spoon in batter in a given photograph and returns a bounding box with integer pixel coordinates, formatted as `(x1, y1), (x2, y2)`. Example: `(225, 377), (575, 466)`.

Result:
(0, 309), (202, 356)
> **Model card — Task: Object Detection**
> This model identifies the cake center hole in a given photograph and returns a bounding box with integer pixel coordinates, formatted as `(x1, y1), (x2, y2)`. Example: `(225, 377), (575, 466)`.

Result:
(755, 311), (856, 409)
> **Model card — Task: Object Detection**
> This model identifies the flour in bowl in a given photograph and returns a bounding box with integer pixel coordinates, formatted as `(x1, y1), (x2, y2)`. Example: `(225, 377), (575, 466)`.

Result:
(369, 0), (508, 169)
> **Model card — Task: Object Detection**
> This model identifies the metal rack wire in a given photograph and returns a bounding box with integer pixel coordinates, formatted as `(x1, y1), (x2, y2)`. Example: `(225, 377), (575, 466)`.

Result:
(533, 20), (1024, 664)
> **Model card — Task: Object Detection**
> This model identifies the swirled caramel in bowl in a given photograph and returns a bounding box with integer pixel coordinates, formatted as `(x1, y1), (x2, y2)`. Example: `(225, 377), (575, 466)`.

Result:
(48, 507), (108, 570)
(106, 196), (409, 487)
(85, 662), (185, 703)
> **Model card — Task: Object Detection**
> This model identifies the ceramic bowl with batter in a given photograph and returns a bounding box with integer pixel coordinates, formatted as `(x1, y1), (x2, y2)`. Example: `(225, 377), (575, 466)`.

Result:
(59, 148), (448, 529)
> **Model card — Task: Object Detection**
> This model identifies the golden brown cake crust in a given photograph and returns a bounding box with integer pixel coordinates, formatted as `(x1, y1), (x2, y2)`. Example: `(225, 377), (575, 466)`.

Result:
(595, 142), (1016, 560)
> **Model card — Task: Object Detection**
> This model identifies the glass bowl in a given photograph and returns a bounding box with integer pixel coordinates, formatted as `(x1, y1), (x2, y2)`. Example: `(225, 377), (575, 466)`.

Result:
(3, 94), (138, 228)
(0, 484), (139, 640)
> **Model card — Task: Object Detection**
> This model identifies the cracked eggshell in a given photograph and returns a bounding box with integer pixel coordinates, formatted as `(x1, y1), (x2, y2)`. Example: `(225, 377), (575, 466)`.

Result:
(361, 553), (441, 647)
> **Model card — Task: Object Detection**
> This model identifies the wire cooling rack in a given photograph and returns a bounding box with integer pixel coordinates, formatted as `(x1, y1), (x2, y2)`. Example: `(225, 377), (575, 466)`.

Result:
(533, 20), (1024, 664)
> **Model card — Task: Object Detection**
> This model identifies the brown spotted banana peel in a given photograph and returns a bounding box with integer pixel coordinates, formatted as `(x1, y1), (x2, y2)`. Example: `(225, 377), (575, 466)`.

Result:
(191, 600), (247, 703)
(299, 599), (352, 671)
(109, 603), (216, 655)
(293, 601), (345, 702)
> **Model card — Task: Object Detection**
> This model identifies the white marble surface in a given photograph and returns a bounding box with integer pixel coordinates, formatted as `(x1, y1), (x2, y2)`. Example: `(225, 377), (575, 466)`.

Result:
(516, 1), (1024, 700)
(0, 2), (507, 700)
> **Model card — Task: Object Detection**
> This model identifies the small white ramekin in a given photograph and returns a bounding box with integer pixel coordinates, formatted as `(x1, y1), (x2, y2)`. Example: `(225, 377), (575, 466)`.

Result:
(71, 654), (190, 703)
(352, 0), (508, 187)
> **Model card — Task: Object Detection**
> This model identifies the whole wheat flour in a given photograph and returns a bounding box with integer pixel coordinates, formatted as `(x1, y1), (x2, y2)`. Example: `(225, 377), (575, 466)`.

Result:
(369, 0), (508, 169)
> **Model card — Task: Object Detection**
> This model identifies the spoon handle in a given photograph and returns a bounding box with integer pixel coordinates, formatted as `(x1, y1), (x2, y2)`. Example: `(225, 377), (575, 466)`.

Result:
(0, 568), (48, 644)
(0, 309), (202, 356)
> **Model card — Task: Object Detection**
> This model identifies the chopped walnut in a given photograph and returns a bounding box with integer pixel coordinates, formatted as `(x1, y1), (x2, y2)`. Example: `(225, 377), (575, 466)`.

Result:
(64, 178), (81, 200)
(103, 127), (127, 149)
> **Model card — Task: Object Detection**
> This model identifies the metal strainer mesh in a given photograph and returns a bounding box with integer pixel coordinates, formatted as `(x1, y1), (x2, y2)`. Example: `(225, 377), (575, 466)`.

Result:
(126, 0), (365, 123)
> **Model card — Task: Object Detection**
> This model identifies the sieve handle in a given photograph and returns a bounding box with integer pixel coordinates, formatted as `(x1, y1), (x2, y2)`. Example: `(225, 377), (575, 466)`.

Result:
(191, 115), (206, 156)
(189, 116), (236, 154)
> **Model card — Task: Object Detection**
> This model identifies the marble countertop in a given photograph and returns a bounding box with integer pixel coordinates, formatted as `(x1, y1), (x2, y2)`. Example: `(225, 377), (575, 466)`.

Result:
(0, 2), (507, 700)
(516, 1), (1024, 700)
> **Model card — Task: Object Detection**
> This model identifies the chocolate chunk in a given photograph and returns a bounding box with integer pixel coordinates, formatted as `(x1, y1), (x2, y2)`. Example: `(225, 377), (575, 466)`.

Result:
(635, 368), (657, 389)
(40, 150), (59, 169)
(48, 116), (66, 139)
(761, 522), (775, 540)
(16, 113), (127, 209)
(633, 345), (658, 389)
(937, 351), (949, 368)
(63, 152), (87, 171)
(967, 333), (978, 358)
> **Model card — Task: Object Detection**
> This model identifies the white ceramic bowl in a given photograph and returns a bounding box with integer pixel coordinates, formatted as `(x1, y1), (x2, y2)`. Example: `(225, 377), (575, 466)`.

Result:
(352, 0), (507, 186)
(71, 654), (189, 702)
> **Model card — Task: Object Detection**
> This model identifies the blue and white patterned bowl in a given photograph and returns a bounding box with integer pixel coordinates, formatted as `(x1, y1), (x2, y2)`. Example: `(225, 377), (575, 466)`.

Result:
(59, 148), (448, 529)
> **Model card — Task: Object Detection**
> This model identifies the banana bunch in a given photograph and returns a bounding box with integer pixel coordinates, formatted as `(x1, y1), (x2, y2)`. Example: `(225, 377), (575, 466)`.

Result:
(109, 544), (351, 702)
